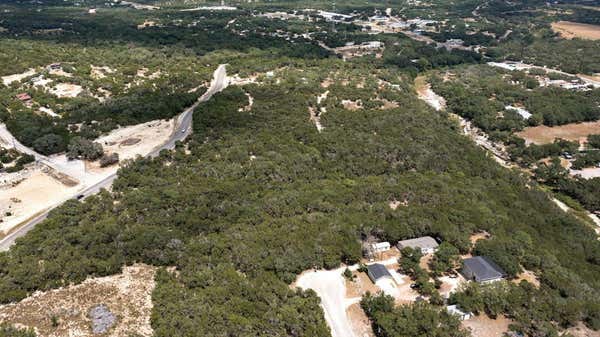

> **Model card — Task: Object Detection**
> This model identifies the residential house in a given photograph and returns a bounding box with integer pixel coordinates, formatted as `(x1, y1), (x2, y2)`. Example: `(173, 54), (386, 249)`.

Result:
(397, 236), (439, 254)
(367, 263), (393, 283)
(370, 242), (390, 254)
(461, 256), (506, 283)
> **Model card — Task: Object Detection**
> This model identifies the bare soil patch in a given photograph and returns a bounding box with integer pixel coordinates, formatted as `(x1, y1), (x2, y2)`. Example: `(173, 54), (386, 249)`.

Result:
(49, 83), (83, 98)
(469, 231), (490, 244)
(346, 271), (380, 298)
(552, 21), (600, 40)
(379, 98), (399, 110)
(415, 76), (446, 111)
(120, 137), (141, 146)
(566, 322), (600, 337)
(0, 264), (156, 337)
(89, 119), (174, 174)
(439, 274), (466, 298)
(2, 69), (36, 86)
(341, 99), (363, 111)
(462, 315), (512, 337)
(0, 170), (80, 235)
(513, 269), (540, 287)
(516, 120), (600, 145)
(346, 303), (375, 337)
(393, 275), (419, 305)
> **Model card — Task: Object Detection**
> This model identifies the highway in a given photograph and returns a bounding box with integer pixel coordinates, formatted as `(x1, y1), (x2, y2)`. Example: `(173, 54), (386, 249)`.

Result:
(0, 64), (228, 251)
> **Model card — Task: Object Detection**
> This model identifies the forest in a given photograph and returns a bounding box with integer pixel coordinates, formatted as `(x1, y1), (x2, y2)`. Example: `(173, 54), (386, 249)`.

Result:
(0, 0), (599, 336)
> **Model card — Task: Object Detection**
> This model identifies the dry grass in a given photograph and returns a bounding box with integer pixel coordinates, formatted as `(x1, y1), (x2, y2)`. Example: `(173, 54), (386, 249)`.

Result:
(516, 120), (600, 145)
(552, 21), (600, 40)
(0, 264), (156, 337)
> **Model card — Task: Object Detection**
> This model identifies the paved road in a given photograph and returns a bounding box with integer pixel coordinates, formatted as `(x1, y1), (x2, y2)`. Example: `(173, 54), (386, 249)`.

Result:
(0, 64), (228, 251)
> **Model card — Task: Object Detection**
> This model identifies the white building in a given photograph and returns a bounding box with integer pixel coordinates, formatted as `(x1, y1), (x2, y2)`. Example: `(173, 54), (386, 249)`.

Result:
(397, 236), (439, 254)
(447, 305), (472, 320)
(370, 241), (391, 253)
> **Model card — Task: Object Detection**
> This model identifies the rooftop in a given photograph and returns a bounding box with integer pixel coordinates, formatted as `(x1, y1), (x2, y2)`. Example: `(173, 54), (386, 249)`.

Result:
(462, 256), (506, 282)
(397, 236), (439, 250)
(367, 263), (392, 281)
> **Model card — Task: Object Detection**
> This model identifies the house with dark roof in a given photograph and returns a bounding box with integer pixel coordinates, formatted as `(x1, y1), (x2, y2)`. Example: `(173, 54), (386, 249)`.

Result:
(461, 256), (506, 283)
(397, 236), (439, 254)
(367, 263), (393, 283)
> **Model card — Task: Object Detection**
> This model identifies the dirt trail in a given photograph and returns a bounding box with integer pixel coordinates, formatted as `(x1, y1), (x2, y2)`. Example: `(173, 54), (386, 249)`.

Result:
(295, 268), (358, 337)
(414, 76), (446, 111)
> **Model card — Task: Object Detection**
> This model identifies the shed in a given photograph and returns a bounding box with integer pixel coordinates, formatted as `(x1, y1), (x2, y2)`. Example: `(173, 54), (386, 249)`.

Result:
(447, 305), (472, 320)
(366, 263), (392, 283)
(397, 236), (439, 254)
(370, 241), (390, 254)
(461, 256), (506, 283)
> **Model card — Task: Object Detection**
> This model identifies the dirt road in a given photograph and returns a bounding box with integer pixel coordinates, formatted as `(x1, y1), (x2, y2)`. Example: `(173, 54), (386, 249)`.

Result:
(295, 268), (358, 337)
(0, 64), (229, 251)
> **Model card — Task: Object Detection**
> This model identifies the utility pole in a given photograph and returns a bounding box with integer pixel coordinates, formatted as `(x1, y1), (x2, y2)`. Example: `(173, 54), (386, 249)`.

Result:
(331, 1), (336, 33)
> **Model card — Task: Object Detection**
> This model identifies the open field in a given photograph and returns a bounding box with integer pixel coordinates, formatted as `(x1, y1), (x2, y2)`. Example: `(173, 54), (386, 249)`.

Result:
(0, 264), (156, 337)
(516, 120), (600, 145)
(551, 21), (600, 40)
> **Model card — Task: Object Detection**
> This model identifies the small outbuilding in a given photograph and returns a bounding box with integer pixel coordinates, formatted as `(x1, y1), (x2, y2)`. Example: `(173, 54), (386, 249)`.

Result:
(367, 263), (392, 283)
(461, 256), (506, 283)
(370, 241), (390, 254)
(16, 93), (32, 102)
(447, 305), (472, 320)
(397, 236), (439, 254)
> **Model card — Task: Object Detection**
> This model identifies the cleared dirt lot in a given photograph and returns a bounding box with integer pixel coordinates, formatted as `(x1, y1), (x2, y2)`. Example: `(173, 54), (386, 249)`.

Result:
(0, 264), (156, 337)
(516, 120), (600, 145)
(0, 118), (175, 237)
(552, 21), (600, 40)
(88, 119), (174, 174)
(462, 315), (513, 337)
(0, 169), (81, 236)
(567, 322), (600, 337)
(49, 83), (83, 98)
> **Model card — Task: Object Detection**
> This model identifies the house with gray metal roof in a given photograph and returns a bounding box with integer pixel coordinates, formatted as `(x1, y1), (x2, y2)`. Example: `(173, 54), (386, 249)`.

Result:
(397, 236), (439, 254)
(461, 256), (506, 283)
(367, 263), (393, 283)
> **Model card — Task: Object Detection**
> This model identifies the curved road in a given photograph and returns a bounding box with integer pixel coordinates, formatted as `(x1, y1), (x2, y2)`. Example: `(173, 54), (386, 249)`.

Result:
(0, 64), (228, 251)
